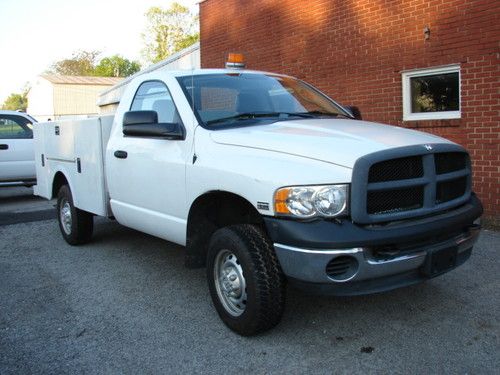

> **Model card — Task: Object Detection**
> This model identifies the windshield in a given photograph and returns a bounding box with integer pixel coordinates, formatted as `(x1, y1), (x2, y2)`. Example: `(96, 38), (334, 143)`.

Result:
(177, 73), (352, 128)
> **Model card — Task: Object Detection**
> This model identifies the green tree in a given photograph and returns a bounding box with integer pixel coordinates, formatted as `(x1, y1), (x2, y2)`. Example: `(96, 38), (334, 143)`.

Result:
(2, 91), (28, 111)
(94, 55), (141, 77)
(142, 3), (199, 64)
(47, 51), (140, 77)
(48, 50), (100, 76)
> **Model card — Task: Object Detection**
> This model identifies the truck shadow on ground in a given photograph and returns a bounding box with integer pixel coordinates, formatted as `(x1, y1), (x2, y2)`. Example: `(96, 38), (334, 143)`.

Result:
(89, 218), (461, 342)
(0, 186), (37, 204)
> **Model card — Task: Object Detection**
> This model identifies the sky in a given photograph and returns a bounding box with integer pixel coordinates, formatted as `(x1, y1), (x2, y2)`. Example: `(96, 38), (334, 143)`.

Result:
(0, 0), (199, 103)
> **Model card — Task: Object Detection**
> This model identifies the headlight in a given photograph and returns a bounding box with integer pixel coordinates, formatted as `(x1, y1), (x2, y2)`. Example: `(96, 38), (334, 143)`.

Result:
(274, 184), (349, 218)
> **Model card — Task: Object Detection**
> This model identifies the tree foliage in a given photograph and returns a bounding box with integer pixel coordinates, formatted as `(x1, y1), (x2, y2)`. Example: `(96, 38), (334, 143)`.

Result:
(142, 3), (199, 64)
(48, 51), (141, 77)
(49, 50), (100, 76)
(94, 55), (141, 77)
(1, 91), (28, 111)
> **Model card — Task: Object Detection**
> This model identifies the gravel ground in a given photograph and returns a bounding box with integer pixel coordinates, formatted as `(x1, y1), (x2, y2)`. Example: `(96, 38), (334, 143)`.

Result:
(0, 191), (499, 374)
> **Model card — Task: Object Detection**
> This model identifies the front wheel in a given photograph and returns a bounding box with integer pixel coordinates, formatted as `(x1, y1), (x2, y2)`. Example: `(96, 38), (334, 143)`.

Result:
(57, 184), (93, 245)
(207, 224), (286, 336)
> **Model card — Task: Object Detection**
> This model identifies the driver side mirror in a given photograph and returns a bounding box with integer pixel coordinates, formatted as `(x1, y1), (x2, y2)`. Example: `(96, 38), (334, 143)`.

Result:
(344, 106), (362, 120)
(122, 110), (184, 140)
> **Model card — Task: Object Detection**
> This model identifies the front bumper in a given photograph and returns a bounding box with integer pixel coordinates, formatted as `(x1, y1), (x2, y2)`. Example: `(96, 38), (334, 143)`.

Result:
(263, 194), (483, 296)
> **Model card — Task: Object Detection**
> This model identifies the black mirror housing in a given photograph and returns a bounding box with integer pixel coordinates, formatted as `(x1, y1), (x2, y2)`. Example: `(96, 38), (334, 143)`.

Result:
(123, 122), (184, 139)
(123, 110), (158, 126)
(122, 110), (184, 140)
(344, 106), (362, 120)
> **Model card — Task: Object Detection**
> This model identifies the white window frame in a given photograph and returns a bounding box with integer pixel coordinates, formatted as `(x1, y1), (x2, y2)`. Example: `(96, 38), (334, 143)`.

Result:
(402, 65), (461, 121)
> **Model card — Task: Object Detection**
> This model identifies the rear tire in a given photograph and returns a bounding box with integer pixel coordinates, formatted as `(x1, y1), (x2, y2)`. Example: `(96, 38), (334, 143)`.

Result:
(207, 224), (286, 336)
(57, 184), (93, 245)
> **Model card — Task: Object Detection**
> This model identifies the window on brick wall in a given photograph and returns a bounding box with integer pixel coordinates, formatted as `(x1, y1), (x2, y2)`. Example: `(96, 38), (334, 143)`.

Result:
(402, 65), (460, 121)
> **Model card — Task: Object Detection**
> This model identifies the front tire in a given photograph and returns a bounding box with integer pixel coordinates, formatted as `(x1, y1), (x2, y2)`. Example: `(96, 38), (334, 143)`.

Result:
(207, 224), (286, 336)
(57, 184), (93, 245)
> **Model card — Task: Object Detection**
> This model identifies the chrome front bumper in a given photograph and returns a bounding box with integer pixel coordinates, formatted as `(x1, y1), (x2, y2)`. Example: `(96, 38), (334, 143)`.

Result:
(274, 225), (481, 285)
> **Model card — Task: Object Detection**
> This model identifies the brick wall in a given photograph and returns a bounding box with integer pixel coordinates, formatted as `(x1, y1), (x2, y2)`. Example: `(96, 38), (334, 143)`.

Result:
(200, 0), (500, 224)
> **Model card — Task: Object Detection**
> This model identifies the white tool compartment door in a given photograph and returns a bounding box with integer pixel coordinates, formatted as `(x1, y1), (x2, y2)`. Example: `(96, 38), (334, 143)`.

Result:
(33, 122), (49, 198)
(72, 118), (108, 216)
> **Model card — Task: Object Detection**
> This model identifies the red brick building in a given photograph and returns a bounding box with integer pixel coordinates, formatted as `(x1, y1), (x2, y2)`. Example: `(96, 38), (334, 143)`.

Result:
(200, 0), (499, 225)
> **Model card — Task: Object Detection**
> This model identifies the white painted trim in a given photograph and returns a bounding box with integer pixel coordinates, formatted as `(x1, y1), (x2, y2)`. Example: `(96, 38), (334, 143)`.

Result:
(402, 65), (461, 121)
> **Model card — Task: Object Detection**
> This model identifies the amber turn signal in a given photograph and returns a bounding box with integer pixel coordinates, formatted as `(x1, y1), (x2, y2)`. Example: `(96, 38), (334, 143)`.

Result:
(274, 188), (291, 214)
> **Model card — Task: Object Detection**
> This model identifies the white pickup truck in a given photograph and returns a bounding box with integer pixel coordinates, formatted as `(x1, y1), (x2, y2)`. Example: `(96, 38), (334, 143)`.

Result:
(34, 69), (482, 335)
(0, 110), (37, 185)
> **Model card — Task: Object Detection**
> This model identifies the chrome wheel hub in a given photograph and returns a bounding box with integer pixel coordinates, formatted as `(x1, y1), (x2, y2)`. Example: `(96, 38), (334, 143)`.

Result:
(214, 250), (247, 316)
(60, 199), (72, 235)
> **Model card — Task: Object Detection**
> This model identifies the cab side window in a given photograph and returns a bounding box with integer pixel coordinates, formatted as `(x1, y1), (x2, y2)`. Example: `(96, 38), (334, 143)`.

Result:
(130, 81), (181, 124)
(0, 115), (33, 139)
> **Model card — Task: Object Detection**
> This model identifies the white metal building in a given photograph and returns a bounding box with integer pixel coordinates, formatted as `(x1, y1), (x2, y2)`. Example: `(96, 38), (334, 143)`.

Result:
(28, 75), (123, 122)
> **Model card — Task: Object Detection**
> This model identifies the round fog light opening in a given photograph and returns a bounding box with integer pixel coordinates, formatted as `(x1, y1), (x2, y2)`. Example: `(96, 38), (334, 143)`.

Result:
(325, 256), (359, 281)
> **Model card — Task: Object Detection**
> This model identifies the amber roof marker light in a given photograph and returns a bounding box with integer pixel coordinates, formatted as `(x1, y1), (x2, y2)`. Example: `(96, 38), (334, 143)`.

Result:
(225, 53), (246, 69)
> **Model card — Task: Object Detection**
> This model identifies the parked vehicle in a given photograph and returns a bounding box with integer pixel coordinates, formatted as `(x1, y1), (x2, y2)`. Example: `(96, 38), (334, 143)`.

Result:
(0, 110), (37, 185)
(33, 69), (482, 335)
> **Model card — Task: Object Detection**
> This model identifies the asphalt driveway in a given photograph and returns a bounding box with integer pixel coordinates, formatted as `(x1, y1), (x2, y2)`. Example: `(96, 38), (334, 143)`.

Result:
(0, 187), (499, 374)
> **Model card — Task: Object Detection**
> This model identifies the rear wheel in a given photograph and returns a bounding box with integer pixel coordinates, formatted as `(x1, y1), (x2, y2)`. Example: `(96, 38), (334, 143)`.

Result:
(207, 224), (286, 336)
(57, 184), (93, 245)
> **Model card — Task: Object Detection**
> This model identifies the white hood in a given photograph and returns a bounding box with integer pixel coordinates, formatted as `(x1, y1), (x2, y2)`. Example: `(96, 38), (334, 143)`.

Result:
(210, 119), (453, 168)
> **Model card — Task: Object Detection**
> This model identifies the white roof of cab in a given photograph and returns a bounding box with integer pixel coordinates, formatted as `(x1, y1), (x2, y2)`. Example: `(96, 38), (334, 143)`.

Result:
(0, 110), (37, 121)
(160, 69), (280, 77)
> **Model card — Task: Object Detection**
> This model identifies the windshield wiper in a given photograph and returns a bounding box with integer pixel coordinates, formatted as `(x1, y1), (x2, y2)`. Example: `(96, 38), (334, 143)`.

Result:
(205, 112), (315, 125)
(305, 111), (353, 119)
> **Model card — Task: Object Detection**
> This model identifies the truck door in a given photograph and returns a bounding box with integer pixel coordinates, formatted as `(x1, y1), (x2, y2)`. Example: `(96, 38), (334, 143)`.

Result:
(0, 114), (35, 182)
(106, 80), (188, 245)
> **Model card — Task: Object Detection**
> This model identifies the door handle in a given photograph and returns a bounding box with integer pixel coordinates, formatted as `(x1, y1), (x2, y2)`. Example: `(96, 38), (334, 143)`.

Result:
(0, 144), (8, 150)
(114, 150), (128, 159)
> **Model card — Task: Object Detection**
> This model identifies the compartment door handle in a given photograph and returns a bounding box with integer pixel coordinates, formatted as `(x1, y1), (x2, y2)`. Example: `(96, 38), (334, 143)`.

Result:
(114, 150), (128, 159)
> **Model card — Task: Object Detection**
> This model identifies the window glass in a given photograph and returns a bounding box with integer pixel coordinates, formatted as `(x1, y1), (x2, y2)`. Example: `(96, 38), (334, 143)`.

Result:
(177, 73), (351, 128)
(0, 115), (33, 139)
(402, 65), (460, 121)
(130, 81), (181, 123)
(197, 87), (239, 122)
(410, 72), (459, 113)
